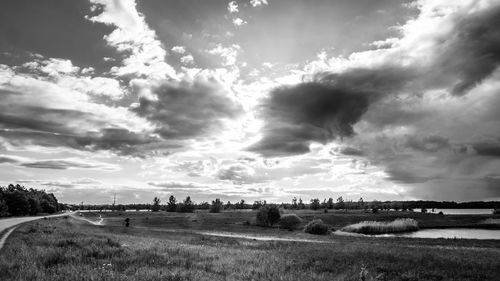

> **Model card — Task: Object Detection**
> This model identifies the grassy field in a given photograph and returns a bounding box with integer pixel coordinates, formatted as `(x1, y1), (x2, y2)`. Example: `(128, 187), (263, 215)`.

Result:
(0, 211), (500, 280)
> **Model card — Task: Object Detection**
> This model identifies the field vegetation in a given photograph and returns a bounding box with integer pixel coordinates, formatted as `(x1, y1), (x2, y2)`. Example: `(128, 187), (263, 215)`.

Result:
(341, 219), (419, 235)
(1, 213), (500, 281)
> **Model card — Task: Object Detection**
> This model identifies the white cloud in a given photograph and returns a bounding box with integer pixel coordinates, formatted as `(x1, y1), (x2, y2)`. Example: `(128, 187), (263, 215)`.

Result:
(227, 1), (239, 13)
(232, 17), (247, 26)
(87, 0), (177, 80)
(171, 45), (186, 54)
(250, 0), (268, 7)
(207, 44), (240, 66)
(180, 54), (194, 65)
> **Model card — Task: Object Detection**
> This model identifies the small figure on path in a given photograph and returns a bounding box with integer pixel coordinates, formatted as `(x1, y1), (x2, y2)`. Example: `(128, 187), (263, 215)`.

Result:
(124, 217), (130, 227)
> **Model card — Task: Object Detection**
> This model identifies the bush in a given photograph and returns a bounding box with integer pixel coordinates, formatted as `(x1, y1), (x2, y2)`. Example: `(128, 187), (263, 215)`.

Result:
(304, 219), (329, 235)
(256, 205), (281, 227)
(279, 214), (302, 230)
(341, 218), (419, 235)
(493, 209), (500, 215)
(210, 199), (223, 213)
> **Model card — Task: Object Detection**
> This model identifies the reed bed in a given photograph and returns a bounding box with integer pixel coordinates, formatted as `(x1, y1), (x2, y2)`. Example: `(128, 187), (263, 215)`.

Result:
(341, 218), (419, 234)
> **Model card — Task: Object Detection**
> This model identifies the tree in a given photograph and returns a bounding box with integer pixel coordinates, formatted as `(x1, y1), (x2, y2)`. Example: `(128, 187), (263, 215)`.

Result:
(336, 196), (345, 210)
(310, 198), (321, 210)
(326, 198), (334, 209)
(298, 198), (305, 209)
(210, 198), (223, 213)
(5, 190), (30, 216)
(225, 201), (233, 209)
(151, 197), (161, 212)
(256, 205), (281, 227)
(291, 197), (298, 209)
(357, 197), (365, 210)
(252, 200), (266, 210)
(166, 195), (177, 212)
(177, 196), (194, 213)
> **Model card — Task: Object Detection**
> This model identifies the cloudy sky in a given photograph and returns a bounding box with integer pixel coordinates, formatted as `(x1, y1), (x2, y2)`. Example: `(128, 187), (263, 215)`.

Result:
(1, 0), (500, 204)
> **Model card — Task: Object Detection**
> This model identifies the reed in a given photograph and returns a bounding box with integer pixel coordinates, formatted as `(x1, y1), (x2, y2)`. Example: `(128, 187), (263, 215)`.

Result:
(341, 218), (419, 234)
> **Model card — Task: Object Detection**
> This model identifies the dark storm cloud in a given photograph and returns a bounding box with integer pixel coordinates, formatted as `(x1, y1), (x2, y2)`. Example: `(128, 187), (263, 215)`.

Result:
(472, 142), (500, 157)
(133, 82), (242, 140)
(405, 135), (450, 153)
(21, 160), (106, 170)
(248, 67), (412, 156)
(435, 5), (500, 96)
(0, 0), (119, 73)
(0, 154), (118, 170)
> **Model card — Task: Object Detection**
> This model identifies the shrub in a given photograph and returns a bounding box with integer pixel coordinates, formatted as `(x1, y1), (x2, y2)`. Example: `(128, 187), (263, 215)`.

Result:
(255, 205), (281, 226)
(279, 214), (302, 230)
(342, 218), (419, 235)
(493, 209), (500, 215)
(304, 219), (329, 235)
(209, 198), (223, 213)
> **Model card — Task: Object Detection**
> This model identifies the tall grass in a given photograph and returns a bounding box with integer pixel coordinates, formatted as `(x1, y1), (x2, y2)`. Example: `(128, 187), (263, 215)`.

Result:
(341, 218), (419, 235)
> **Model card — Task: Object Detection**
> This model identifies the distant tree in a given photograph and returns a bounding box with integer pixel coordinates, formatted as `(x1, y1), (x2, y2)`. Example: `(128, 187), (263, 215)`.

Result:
(151, 197), (161, 212)
(336, 196), (345, 210)
(177, 196), (195, 213)
(252, 200), (266, 210)
(210, 198), (223, 213)
(291, 197), (298, 209)
(235, 199), (246, 209)
(325, 198), (334, 209)
(298, 198), (305, 209)
(225, 201), (233, 210)
(166, 195), (177, 212)
(197, 202), (210, 210)
(310, 198), (321, 210)
(357, 197), (365, 210)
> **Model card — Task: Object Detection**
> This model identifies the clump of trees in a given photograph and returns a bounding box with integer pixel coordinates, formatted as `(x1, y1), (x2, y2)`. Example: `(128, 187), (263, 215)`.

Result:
(279, 214), (302, 230)
(0, 184), (61, 217)
(304, 219), (329, 235)
(151, 197), (161, 212)
(176, 196), (195, 213)
(209, 198), (223, 213)
(256, 205), (281, 227)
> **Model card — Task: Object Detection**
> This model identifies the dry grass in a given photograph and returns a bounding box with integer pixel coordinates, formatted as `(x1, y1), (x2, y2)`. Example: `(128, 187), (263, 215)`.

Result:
(341, 218), (419, 234)
(1, 214), (500, 280)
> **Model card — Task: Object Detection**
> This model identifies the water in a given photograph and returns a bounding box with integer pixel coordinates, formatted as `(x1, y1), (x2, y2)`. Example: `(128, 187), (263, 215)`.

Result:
(416, 209), (493, 215)
(376, 228), (500, 240)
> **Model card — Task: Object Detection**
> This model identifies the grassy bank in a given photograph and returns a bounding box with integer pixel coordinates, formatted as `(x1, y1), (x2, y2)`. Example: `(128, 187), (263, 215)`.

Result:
(1, 216), (500, 280)
(341, 219), (419, 235)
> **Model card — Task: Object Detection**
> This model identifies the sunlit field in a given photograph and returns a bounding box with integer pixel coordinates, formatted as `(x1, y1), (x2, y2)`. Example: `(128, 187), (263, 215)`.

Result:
(1, 210), (500, 281)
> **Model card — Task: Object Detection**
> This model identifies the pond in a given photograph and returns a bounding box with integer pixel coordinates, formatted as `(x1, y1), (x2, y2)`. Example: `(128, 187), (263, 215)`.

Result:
(375, 228), (500, 240)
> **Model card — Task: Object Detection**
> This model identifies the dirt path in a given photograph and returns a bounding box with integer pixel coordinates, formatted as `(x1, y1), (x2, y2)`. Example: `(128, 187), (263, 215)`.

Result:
(70, 213), (104, 225)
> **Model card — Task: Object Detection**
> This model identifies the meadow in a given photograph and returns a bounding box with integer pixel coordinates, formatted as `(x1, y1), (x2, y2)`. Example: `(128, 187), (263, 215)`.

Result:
(0, 210), (500, 281)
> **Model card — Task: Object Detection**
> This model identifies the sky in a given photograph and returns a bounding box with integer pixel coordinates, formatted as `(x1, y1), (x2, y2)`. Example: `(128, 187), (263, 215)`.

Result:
(1, 0), (500, 204)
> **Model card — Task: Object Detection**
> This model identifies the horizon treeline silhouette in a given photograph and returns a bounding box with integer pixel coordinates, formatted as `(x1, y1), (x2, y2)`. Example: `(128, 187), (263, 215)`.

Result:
(0, 184), (63, 217)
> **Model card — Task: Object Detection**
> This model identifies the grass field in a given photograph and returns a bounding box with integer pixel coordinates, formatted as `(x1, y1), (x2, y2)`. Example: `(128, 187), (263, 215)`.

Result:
(1, 210), (500, 280)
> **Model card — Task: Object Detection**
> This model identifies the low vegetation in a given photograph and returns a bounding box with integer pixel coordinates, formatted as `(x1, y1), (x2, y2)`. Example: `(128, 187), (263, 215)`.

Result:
(256, 205), (281, 227)
(279, 214), (302, 230)
(341, 218), (419, 235)
(304, 219), (329, 235)
(4, 216), (500, 281)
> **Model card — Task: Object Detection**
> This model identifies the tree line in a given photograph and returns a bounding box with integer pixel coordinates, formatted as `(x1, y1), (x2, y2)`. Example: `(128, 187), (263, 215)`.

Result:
(71, 195), (500, 213)
(0, 184), (63, 217)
